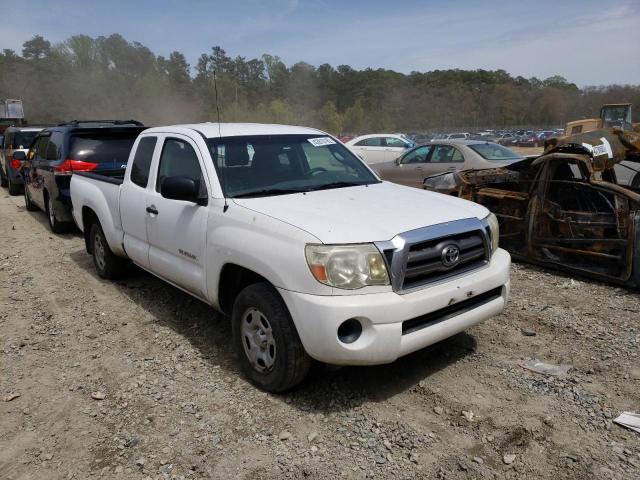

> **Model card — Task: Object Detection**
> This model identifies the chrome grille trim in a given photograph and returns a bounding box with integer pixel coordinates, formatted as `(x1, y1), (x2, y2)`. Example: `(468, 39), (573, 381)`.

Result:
(375, 217), (492, 294)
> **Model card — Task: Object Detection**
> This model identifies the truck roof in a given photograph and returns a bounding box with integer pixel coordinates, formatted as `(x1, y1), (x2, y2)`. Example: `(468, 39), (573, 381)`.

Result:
(142, 122), (325, 139)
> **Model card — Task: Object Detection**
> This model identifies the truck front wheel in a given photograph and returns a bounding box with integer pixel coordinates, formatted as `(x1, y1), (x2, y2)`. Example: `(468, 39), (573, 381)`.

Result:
(90, 223), (127, 279)
(232, 282), (311, 392)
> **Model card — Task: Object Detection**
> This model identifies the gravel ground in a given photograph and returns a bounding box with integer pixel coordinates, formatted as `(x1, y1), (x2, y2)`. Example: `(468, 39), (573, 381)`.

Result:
(1, 189), (639, 480)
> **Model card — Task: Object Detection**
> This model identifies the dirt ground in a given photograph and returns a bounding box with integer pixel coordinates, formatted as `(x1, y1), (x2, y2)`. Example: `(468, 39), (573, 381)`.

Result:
(1, 189), (639, 480)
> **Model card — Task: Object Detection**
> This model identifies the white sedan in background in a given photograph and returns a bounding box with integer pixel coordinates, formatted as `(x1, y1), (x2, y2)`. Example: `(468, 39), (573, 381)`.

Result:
(345, 134), (414, 164)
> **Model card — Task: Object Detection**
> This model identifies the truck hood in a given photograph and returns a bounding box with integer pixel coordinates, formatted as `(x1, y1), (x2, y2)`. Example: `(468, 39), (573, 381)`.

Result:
(232, 181), (489, 244)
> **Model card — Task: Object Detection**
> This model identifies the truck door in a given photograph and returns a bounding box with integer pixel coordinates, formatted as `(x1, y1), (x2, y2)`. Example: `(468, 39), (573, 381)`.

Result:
(120, 136), (158, 268)
(146, 135), (209, 297)
(531, 159), (633, 281)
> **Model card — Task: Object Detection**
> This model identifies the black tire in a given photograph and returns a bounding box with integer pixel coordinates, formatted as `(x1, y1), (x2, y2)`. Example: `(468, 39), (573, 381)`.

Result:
(44, 191), (69, 234)
(7, 173), (21, 195)
(0, 164), (7, 188)
(24, 184), (38, 211)
(89, 222), (127, 279)
(232, 282), (311, 392)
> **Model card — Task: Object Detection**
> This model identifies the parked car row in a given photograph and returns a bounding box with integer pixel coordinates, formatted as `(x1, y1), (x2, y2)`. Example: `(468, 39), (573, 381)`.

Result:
(397, 129), (565, 147)
(20, 120), (146, 232)
(2, 120), (511, 392)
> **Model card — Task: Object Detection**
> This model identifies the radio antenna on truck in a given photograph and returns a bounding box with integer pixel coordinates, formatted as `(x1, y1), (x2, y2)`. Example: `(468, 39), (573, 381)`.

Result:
(213, 69), (229, 213)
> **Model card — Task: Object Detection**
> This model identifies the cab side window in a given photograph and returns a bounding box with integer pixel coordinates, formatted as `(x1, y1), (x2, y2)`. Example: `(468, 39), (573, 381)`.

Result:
(130, 136), (157, 188)
(156, 138), (206, 196)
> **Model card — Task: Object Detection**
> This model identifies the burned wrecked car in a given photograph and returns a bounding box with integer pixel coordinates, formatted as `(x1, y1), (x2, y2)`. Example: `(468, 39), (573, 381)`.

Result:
(424, 129), (640, 287)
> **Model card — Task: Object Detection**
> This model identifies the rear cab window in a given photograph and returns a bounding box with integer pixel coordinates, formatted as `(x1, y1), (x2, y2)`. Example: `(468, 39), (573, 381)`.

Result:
(130, 136), (158, 187)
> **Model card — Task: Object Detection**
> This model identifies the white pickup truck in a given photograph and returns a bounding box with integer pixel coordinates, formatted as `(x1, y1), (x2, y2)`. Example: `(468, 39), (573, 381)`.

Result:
(71, 123), (511, 391)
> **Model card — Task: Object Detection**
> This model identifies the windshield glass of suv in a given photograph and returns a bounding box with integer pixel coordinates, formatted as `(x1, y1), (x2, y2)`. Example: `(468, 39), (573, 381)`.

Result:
(13, 131), (39, 149)
(206, 134), (380, 198)
(468, 143), (523, 161)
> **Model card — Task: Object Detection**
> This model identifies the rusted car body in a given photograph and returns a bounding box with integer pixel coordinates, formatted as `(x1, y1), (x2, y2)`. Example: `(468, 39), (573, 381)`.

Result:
(424, 129), (640, 287)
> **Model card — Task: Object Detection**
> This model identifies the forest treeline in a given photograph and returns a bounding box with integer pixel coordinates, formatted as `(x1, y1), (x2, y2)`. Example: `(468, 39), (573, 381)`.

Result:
(1, 34), (638, 134)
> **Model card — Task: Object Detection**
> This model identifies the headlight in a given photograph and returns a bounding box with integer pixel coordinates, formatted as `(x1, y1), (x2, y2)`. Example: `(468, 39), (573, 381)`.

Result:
(305, 244), (390, 289)
(485, 213), (500, 253)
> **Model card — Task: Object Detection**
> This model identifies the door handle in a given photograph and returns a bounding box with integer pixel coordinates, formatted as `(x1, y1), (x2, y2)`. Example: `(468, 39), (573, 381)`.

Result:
(146, 206), (158, 215)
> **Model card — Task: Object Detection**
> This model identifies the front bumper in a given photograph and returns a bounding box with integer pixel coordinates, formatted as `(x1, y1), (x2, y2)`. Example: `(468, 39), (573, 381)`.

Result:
(279, 248), (511, 365)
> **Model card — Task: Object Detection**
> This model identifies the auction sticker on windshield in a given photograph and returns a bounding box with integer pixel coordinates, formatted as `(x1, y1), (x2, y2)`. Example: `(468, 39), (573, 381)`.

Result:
(308, 137), (336, 147)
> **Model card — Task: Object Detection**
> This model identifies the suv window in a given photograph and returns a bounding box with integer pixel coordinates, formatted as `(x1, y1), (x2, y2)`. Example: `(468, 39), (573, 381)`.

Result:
(69, 131), (139, 165)
(429, 145), (464, 163)
(401, 145), (432, 164)
(156, 138), (206, 196)
(34, 136), (50, 160)
(384, 137), (407, 147)
(12, 131), (39, 149)
(130, 136), (157, 188)
(45, 131), (63, 160)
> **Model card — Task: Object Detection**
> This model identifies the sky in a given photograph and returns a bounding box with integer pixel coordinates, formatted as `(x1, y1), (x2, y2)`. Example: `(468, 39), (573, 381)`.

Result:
(1, 0), (638, 86)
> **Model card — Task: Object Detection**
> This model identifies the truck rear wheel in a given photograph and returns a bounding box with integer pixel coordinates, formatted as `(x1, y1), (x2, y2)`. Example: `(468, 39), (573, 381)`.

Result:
(90, 222), (127, 279)
(232, 282), (310, 392)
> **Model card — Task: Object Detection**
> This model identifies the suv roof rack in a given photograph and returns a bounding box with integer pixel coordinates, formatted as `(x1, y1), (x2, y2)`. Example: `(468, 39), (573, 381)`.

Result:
(56, 119), (144, 127)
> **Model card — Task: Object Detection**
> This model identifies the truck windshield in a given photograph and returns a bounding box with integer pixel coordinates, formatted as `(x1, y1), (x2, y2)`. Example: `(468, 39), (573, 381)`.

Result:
(468, 143), (523, 161)
(206, 134), (380, 198)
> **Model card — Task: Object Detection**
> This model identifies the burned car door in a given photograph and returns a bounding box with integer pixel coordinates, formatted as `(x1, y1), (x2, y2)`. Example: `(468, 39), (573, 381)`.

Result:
(531, 158), (633, 282)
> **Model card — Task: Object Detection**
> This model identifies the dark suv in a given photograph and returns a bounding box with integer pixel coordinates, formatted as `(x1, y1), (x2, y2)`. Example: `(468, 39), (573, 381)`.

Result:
(23, 120), (146, 232)
(0, 126), (44, 195)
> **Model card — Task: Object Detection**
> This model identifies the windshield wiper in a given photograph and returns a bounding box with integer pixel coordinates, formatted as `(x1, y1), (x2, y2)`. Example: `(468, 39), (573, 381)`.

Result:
(307, 181), (377, 192)
(231, 188), (308, 198)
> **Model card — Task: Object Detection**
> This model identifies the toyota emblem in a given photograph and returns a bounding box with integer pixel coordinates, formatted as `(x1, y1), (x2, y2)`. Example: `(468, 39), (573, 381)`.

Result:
(441, 245), (460, 267)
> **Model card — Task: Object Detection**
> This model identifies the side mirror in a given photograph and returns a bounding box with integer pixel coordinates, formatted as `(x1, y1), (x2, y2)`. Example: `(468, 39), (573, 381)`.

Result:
(161, 176), (202, 204)
(395, 157), (401, 166)
(12, 151), (26, 161)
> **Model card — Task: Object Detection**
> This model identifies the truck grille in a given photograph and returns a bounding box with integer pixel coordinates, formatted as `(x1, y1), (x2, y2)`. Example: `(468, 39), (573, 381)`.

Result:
(402, 230), (487, 290)
(376, 218), (492, 293)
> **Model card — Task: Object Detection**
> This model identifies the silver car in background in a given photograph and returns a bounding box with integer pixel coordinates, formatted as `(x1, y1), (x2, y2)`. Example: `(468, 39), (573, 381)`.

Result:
(373, 140), (524, 189)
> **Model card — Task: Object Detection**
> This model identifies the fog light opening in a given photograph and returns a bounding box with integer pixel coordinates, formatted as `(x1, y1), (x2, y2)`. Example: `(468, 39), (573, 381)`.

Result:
(337, 318), (362, 344)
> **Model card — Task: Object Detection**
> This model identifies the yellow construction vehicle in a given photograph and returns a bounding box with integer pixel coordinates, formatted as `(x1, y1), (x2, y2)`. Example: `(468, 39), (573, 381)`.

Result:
(565, 103), (636, 135)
